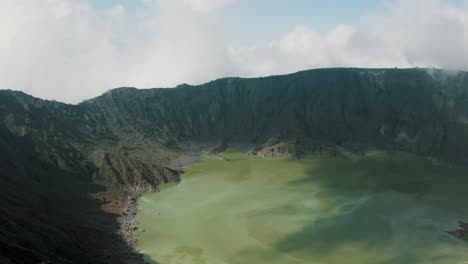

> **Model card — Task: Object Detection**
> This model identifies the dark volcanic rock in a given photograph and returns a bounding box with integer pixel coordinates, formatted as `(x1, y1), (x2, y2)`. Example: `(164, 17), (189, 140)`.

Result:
(255, 142), (299, 159)
(208, 142), (228, 155)
(448, 221), (468, 240)
(97, 153), (182, 191)
(248, 137), (301, 159)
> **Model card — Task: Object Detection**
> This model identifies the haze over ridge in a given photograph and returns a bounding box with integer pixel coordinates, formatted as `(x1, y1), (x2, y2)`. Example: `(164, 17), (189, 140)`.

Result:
(1, 0), (468, 103)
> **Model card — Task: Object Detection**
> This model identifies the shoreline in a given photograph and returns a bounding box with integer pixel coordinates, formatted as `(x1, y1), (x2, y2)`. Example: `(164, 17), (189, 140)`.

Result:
(108, 143), (465, 263)
(112, 145), (206, 263)
(117, 187), (143, 252)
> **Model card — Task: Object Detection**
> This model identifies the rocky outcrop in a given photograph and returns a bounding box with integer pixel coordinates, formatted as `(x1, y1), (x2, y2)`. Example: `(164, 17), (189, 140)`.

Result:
(248, 137), (301, 159)
(208, 142), (228, 155)
(247, 137), (352, 159)
(208, 142), (230, 161)
(448, 221), (468, 240)
(96, 153), (182, 192)
(256, 142), (298, 159)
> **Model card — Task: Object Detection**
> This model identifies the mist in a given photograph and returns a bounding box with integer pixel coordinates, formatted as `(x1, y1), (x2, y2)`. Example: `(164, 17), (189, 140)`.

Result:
(0, 0), (467, 103)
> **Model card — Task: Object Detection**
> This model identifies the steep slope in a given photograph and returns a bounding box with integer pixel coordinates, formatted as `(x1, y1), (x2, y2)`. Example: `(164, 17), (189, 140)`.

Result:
(0, 91), (180, 263)
(1, 68), (468, 263)
(84, 68), (468, 162)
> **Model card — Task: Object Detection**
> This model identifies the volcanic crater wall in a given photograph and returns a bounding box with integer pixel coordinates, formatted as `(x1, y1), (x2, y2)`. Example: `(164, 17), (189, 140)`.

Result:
(1, 68), (468, 263)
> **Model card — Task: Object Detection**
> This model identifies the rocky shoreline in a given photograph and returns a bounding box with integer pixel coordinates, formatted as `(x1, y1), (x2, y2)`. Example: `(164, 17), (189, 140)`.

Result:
(110, 147), (204, 263)
(117, 188), (143, 252)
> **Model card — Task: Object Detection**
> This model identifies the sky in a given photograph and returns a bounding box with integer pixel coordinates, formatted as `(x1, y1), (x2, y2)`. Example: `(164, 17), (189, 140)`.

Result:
(1, 0), (468, 103)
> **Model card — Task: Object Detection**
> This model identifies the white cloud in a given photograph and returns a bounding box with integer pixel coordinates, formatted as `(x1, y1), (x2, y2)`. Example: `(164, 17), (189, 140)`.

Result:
(107, 4), (125, 17)
(230, 0), (468, 77)
(134, 0), (235, 88)
(183, 0), (235, 13)
(0, 0), (467, 103)
(0, 0), (235, 103)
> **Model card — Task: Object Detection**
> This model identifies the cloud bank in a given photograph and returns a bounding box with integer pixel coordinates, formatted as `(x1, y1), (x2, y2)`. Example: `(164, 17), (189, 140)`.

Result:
(0, 0), (467, 103)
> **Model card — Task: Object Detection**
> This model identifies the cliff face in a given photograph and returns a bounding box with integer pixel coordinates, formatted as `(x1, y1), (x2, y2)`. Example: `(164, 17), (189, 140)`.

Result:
(1, 68), (468, 263)
(81, 68), (468, 162)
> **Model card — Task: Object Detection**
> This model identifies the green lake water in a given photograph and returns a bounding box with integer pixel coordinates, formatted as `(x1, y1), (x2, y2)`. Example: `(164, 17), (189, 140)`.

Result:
(136, 150), (468, 264)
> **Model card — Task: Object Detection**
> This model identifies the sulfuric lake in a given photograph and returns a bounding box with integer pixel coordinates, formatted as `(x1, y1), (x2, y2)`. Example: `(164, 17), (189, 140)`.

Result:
(136, 150), (468, 264)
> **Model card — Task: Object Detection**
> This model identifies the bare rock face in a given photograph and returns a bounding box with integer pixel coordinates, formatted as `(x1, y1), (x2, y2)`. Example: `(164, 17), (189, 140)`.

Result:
(247, 136), (281, 155)
(249, 139), (300, 160)
(97, 153), (182, 192)
(247, 137), (348, 160)
(257, 142), (297, 159)
(208, 142), (228, 155)
(215, 154), (230, 161)
(447, 221), (468, 240)
(208, 142), (230, 161)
